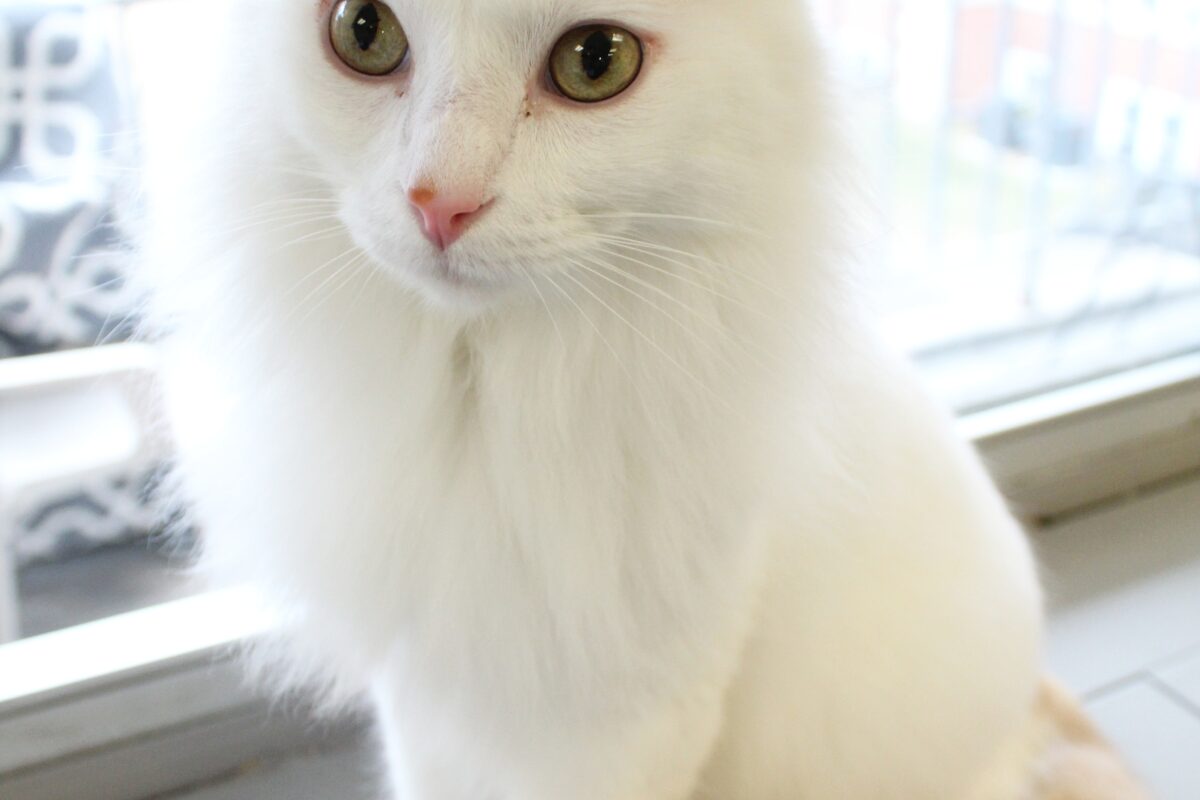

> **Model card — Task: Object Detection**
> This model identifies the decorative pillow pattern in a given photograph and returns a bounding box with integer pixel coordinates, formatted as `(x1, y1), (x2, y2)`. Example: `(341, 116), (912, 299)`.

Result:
(1, 4), (154, 565)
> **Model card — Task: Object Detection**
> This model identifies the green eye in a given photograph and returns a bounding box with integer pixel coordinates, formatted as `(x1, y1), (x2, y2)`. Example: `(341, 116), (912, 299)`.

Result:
(330, 1), (409, 76)
(549, 25), (643, 103)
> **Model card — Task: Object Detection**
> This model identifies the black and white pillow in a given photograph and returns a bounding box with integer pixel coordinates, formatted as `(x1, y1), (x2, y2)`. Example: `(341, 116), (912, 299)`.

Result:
(1, 3), (154, 564)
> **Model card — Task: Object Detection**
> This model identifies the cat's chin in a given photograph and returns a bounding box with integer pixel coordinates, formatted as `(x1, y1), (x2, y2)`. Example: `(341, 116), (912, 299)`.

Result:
(383, 254), (519, 315)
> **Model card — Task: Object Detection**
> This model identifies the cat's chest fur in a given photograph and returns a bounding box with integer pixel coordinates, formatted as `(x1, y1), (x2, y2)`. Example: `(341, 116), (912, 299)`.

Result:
(170, 235), (784, 706)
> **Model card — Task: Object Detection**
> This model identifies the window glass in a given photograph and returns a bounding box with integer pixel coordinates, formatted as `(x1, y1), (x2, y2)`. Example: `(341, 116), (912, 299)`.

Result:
(813, 0), (1200, 410)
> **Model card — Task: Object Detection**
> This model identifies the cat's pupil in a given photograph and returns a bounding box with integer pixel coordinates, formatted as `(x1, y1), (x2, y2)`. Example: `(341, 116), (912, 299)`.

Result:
(580, 31), (614, 81)
(353, 3), (380, 51)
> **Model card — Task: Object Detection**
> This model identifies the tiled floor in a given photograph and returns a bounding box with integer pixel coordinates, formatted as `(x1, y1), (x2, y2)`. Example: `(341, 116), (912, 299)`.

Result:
(1041, 477), (1200, 799)
(38, 477), (1200, 800)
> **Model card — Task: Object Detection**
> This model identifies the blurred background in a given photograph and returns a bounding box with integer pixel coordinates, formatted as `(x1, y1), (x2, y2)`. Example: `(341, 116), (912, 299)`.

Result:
(0, 1), (1197, 798)
(813, 0), (1200, 409)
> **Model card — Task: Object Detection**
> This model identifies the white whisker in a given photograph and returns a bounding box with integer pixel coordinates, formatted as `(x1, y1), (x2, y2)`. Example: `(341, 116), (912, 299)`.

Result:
(570, 256), (742, 373)
(543, 273), (638, 390)
(591, 234), (790, 303)
(518, 265), (567, 352)
(559, 262), (737, 418)
(281, 242), (365, 305)
(569, 211), (758, 234)
(291, 251), (371, 327)
(575, 253), (787, 376)
(584, 242), (773, 324)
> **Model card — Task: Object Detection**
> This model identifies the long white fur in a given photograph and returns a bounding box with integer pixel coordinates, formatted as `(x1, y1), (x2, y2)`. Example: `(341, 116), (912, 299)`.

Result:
(137, 0), (1046, 797)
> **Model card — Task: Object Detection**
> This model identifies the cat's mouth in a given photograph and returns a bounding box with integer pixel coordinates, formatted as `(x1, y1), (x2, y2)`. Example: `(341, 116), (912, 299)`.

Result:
(339, 199), (514, 309)
(398, 248), (515, 310)
(428, 254), (490, 288)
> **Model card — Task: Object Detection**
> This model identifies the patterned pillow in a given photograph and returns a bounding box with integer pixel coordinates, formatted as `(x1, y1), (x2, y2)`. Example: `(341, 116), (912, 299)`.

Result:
(1, 3), (154, 564)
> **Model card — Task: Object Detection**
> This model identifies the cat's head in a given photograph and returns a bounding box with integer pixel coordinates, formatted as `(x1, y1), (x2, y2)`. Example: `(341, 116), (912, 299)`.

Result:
(259, 0), (825, 310)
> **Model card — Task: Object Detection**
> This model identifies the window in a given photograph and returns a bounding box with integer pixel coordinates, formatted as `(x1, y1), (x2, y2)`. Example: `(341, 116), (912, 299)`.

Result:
(813, 0), (1200, 411)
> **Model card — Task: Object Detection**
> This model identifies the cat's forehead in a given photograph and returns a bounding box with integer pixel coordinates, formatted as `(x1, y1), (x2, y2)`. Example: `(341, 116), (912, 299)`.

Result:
(423, 0), (679, 13)
(306, 0), (748, 41)
(375, 0), (684, 28)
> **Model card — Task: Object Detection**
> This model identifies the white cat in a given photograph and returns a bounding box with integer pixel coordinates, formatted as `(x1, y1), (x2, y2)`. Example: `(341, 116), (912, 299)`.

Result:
(135, 1), (1143, 797)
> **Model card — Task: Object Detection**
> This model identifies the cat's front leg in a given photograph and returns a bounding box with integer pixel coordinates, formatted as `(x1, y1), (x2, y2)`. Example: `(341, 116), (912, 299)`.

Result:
(375, 677), (726, 800)
(375, 704), (485, 800)
(506, 688), (726, 800)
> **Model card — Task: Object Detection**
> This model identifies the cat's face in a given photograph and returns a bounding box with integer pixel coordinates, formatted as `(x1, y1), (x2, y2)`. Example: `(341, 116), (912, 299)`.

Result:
(266, 0), (815, 310)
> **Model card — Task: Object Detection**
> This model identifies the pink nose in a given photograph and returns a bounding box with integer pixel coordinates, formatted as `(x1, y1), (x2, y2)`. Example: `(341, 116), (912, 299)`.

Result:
(408, 186), (486, 250)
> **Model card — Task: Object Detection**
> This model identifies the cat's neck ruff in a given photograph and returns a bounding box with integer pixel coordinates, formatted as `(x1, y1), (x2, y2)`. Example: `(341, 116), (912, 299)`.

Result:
(158, 187), (815, 692)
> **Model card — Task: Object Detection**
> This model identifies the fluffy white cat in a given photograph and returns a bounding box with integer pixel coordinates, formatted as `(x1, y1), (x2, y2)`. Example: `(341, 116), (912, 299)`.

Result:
(135, 0), (1142, 797)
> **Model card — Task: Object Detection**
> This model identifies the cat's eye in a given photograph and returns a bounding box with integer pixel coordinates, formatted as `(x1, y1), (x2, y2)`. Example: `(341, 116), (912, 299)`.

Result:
(549, 25), (643, 103)
(330, 0), (409, 76)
